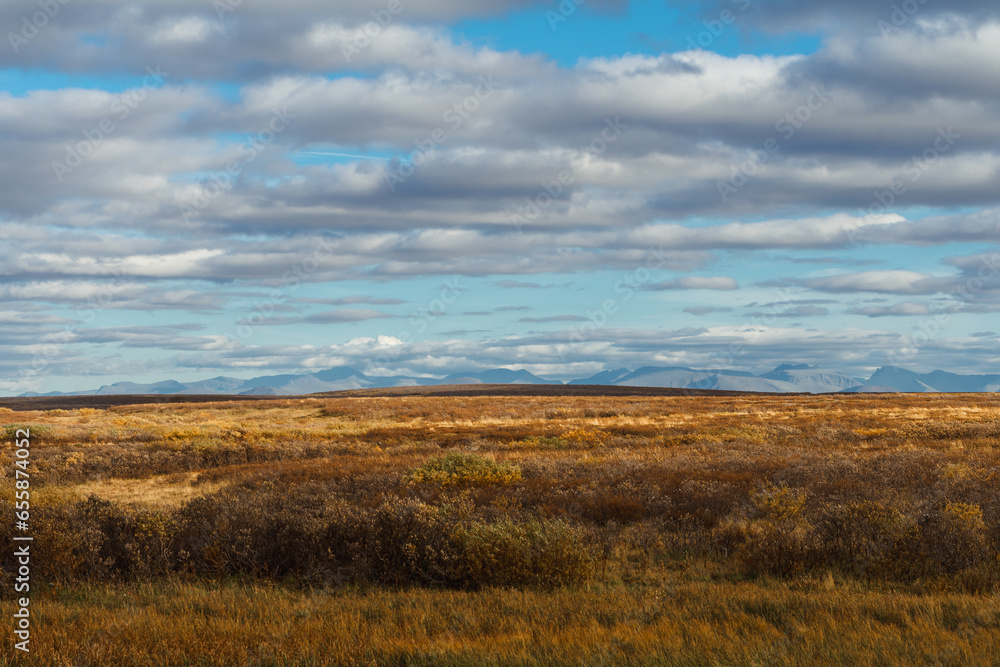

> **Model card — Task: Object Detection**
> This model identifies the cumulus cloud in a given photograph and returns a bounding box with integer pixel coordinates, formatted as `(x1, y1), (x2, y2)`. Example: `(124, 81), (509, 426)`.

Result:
(4, 1), (1000, 391)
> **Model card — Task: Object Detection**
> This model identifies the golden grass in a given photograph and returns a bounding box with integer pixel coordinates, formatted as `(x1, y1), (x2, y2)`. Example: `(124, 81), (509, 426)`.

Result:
(1, 575), (998, 666)
(60, 472), (231, 508)
(2, 392), (999, 664)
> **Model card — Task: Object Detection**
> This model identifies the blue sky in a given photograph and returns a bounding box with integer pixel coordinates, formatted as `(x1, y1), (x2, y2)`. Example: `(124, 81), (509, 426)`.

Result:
(1, 0), (999, 393)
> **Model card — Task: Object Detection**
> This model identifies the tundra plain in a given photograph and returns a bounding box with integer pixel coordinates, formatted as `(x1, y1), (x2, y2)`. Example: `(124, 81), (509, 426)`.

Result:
(2, 391), (999, 666)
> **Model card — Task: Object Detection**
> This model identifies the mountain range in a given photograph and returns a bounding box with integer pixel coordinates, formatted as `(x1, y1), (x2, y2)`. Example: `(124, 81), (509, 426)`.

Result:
(18, 364), (1000, 397)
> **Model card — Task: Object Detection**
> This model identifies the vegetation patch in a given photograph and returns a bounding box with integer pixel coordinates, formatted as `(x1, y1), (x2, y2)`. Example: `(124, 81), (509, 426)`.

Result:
(410, 452), (522, 486)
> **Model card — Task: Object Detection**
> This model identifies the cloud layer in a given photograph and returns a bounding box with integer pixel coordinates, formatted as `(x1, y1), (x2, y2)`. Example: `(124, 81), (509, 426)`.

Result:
(3, 0), (999, 392)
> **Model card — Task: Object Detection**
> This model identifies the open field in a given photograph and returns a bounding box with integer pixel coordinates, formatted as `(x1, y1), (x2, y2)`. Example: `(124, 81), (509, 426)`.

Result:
(2, 390), (999, 665)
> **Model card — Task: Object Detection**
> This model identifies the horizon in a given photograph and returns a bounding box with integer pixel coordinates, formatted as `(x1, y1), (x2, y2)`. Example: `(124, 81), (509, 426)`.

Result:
(12, 361), (1000, 398)
(3, 0), (1000, 394)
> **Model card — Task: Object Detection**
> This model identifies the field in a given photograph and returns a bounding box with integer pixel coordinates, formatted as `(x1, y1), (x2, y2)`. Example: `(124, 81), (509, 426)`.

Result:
(1, 390), (999, 665)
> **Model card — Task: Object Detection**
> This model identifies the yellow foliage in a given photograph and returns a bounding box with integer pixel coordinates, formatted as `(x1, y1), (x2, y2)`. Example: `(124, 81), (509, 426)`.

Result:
(561, 428), (604, 448)
(751, 482), (807, 522)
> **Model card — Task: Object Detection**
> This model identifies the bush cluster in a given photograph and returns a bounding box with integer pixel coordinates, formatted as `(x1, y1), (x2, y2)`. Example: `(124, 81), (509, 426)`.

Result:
(410, 452), (522, 486)
(0, 485), (593, 592)
(3, 394), (999, 594)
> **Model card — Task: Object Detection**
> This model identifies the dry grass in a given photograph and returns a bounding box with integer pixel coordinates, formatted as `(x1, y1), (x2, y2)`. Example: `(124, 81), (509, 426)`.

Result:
(64, 472), (230, 508)
(1, 392), (999, 664)
(1, 576), (998, 666)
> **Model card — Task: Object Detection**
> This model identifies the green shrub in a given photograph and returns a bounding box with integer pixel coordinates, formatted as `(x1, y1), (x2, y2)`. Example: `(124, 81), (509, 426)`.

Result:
(411, 453), (521, 486)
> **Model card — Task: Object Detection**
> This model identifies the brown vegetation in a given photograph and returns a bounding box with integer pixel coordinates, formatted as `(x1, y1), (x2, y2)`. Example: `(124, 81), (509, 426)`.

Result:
(1, 392), (999, 664)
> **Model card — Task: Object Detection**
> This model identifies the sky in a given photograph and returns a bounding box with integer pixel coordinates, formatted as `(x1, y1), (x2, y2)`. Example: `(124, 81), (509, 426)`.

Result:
(2, 0), (999, 394)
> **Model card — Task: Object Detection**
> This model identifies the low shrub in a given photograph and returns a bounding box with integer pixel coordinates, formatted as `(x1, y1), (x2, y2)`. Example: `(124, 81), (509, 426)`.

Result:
(449, 518), (594, 588)
(750, 482), (807, 523)
(561, 429), (604, 449)
(816, 501), (913, 579)
(410, 453), (521, 486)
(2, 486), (594, 592)
(917, 502), (991, 575)
(735, 519), (818, 577)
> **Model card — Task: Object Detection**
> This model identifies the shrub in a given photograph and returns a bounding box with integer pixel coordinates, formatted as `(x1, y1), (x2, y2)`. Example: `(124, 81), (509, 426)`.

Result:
(174, 485), (330, 580)
(449, 518), (594, 588)
(517, 435), (567, 450)
(410, 453), (521, 486)
(816, 501), (913, 579)
(737, 519), (818, 577)
(328, 497), (449, 586)
(21, 496), (176, 583)
(917, 502), (991, 575)
(750, 482), (807, 523)
(561, 429), (604, 449)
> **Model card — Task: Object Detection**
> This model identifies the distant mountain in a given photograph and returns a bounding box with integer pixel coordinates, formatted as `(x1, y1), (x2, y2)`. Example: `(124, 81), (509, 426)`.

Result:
(614, 366), (752, 389)
(690, 375), (803, 393)
(868, 366), (1000, 393)
(442, 369), (560, 385)
(758, 365), (864, 393)
(95, 380), (188, 395)
(840, 385), (900, 393)
(15, 364), (1000, 397)
(866, 366), (936, 392)
(239, 386), (278, 396)
(568, 368), (632, 385)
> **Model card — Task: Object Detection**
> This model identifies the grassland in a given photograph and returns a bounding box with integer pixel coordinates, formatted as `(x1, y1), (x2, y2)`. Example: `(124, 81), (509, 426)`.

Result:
(1, 391), (999, 665)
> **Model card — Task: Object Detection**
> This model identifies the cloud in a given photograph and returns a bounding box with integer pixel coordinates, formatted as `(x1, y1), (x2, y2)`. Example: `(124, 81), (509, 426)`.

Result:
(746, 305), (829, 318)
(250, 309), (397, 325)
(519, 315), (589, 323)
(292, 296), (407, 306)
(684, 0), (1000, 33)
(493, 281), (550, 289)
(6, 3), (1000, 390)
(684, 306), (734, 316)
(645, 276), (739, 290)
(786, 270), (947, 295)
(786, 21), (1000, 101)
(848, 302), (933, 317)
